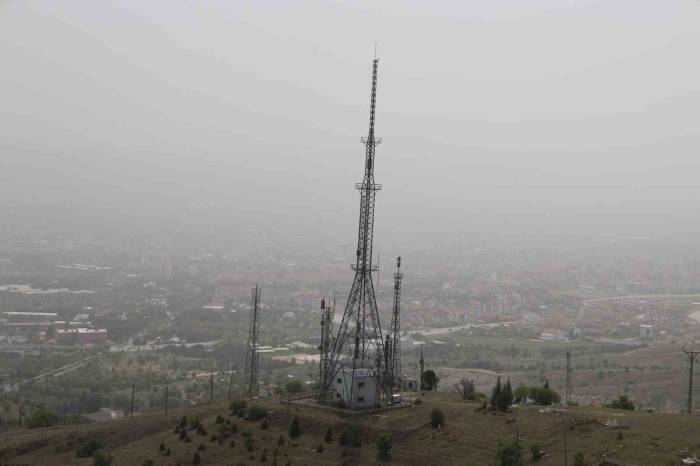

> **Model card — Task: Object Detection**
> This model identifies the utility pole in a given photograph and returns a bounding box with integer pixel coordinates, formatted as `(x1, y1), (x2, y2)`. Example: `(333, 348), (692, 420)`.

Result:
(419, 345), (425, 391)
(131, 384), (135, 419)
(164, 386), (168, 415)
(227, 365), (234, 400)
(563, 425), (568, 466)
(210, 374), (214, 403)
(565, 351), (572, 407)
(684, 348), (699, 415)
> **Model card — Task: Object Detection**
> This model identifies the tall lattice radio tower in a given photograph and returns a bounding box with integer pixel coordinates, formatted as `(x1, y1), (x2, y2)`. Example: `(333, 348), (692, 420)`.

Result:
(320, 57), (390, 408)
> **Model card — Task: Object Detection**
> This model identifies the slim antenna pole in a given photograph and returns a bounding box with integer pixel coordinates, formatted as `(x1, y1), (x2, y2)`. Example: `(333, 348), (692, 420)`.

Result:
(685, 348), (699, 415)
(131, 384), (135, 419)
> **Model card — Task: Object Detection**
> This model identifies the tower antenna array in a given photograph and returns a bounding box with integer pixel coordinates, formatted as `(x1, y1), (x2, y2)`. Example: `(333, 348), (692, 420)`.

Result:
(243, 285), (261, 399)
(388, 257), (403, 391)
(320, 57), (388, 408)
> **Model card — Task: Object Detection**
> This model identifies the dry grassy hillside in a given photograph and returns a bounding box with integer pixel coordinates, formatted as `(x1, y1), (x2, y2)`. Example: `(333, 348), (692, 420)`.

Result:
(1, 393), (698, 465)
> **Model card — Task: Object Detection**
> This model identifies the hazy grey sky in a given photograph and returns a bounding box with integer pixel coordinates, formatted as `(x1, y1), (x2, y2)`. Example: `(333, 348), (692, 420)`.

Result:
(1, 1), (699, 246)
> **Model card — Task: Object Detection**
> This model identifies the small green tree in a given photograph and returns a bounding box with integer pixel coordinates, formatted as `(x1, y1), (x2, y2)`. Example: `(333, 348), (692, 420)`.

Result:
(491, 376), (502, 410)
(376, 433), (392, 461)
(573, 451), (587, 466)
(285, 380), (303, 394)
(261, 418), (269, 430)
(502, 379), (514, 408)
(192, 451), (201, 465)
(141, 460), (155, 466)
(324, 427), (333, 443)
(422, 370), (439, 391)
(339, 429), (350, 446)
(430, 408), (445, 428)
(496, 440), (523, 466)
(530, 444), (543, 462)
(289, 416), (301, 438)
(456, 378), (476, 400)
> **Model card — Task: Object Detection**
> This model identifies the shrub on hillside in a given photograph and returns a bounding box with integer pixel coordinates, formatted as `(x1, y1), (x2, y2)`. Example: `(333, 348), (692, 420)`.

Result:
(376, 433), (392, 461)
(530, 444), (543, 462)
(607, 395), (635, 411)
(496, 440), (523, 466)
(430, 408), (445, 428)
(288, 416), (301, 438)
(28, 407), (59, 428)
(76, 440), (103, 458)
(573, 451), (587, 466)
(92, 451), (113, 466)
(230, 400), (248, 417)
(324, 427), (333, 443)
(246, 405), (268, 421)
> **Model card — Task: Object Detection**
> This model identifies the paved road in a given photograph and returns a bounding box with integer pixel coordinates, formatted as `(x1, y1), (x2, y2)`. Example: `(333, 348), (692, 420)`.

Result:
(2, 354), (97, 392)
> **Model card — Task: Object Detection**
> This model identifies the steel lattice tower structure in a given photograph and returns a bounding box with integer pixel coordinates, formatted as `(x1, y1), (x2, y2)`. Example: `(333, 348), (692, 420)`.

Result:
(321, 57), (388, 408)
(388, 256), (403, 391)
(565, 351), (572, 407)
(243, 286), (261, 399)
(318, 297), (335, 397)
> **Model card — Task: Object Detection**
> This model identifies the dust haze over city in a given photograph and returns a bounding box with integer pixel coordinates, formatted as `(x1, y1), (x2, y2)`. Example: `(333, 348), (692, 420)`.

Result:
(1, 2), (700, 466)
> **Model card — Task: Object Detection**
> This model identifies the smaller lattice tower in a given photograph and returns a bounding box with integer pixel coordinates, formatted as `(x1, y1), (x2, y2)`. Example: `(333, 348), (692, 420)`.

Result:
(243, 285), (262, 399)
(318, 297), (335, 398)
(565, 351), (572, 407)
(685, 347), (699, 415)
(388, 257), (403, 391)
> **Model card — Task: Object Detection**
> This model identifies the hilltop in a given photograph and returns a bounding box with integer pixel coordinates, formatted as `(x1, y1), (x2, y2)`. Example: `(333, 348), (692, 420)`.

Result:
(1, 393), (698, 465)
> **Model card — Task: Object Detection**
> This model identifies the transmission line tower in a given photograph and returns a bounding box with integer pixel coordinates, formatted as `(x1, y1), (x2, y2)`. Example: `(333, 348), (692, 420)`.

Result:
(243, 285), (261, 400)
(388, 257), (403, 392)
(565, 351), (572, 407)
(321, 57), (389, 409)
(685, 348), (699, 415)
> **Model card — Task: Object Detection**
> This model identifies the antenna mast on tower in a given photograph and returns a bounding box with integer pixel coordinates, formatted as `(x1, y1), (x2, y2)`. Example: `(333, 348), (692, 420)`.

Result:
(388, 257), (403, 391)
